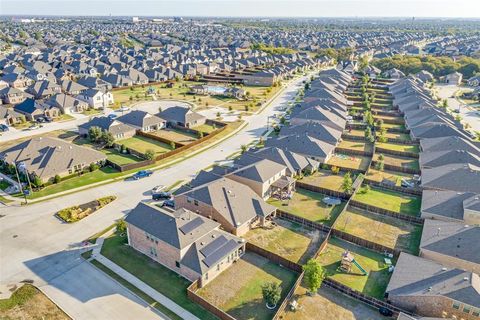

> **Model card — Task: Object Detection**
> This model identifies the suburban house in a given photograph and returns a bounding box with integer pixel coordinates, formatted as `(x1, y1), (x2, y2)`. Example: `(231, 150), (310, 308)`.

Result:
(116, 110), (166, 132)
(445, 71), (463, 85)
(125, 203), (245, 287)
(157, 106), (206, 128)
(76, 89), (114, 109)
(0, 87), (28, 105)
(0, 105), (25, 126)
(0, 137), (106, 183)
(78, 116), (136, 140)
(421, 163), (480, 193)
(14, 98), (60, 121)
(175, 177), (277, 236)
(421, 190), (480, 225)
(386, 252), (480, 320)
(227, 159), (294, 200)
(419, 219), (480, 274)
(46, 93), (90, 114)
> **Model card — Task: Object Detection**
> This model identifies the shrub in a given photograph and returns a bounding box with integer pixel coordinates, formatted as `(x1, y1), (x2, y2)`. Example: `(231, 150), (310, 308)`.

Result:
(331, 166), (340, 175)
(341, 172), (353, 194)
(116, 219), (127, 234)
(261, 282), (281, 308)
(144, 149), (155, 160)
(303, 259), (325, 294)
(54, 175), (61, 184)
(32, 176), (43, 188)
(89, 163), (99, 172)
(170, 141), (176, 150)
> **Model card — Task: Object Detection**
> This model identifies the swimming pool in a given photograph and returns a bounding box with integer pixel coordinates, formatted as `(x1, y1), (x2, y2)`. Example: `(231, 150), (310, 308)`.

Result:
(206, 86), (227, 95)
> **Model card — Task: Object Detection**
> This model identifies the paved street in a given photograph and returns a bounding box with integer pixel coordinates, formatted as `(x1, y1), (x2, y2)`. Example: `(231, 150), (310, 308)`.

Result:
(0, 71), (312, 319)
(435, 84), (480, 132)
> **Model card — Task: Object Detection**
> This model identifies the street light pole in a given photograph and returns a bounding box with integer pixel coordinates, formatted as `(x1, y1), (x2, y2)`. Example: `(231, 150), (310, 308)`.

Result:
(13, 162), (27, 204)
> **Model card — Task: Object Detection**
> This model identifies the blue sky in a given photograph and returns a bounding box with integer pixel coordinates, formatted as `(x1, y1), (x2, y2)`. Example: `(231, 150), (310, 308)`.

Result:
(2, 0), (480, 18)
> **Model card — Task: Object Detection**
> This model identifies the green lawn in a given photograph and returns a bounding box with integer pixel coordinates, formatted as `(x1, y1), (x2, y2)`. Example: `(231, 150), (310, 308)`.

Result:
(365, 169), (414, 187)
(243, 220), (324, 263)
(376, 142), (419, 153)
(316, 237), (392, 299)
(334, 207), (422, 254)
(337, 140), (374, 154)
(327, 154), (371, 171)
(73, 137), (142, 165)
(268, 188), (346, 226)
(385, 132), (412, 142)
(101, 234), (217, 320)
(197, 252), (298, 320)
(374, 154), (419, 171)
(192, 123), (217, 134)
(118, 136), (172, 156)
(300, 170), (345, 192)
(353, 187), (421, 216)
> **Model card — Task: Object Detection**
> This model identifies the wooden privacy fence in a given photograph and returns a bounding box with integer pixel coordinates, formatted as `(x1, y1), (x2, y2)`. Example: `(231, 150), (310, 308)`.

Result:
(295, 181), (350, 200)
(136, 130), (188, 148)
(321, 279), (414, 317)
(349, 200), (424, 225)
(341, 133), (367, 141)
(386, 137), (419, 145)
(375, 147), (419, 159)
(272, 271), (305, 320)
(246, 242), (303, 273)
(331, 230), (400, 258)
(187, 280), (236, 320)
(363, 179), (423, 196)
(277, 210), (332, 233)
(335, 147), (374, 157)
(371, 161), (421, 175)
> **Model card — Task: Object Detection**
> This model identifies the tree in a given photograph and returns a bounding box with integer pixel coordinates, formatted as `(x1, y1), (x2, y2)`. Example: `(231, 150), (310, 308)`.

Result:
(88, 126), (102, 143)
(341, 172), (353, 194)
(303, 259), (325, 295)
(331, 166), (340, 175)
(442, 99), (448, 108)
(261, 282), (282, 308)
(144, 149), (155, 160)
(116, 219), (127, 233)
(101, 131), (115, 147)
(198, 131), (204, 139)
(170, 141), (176, 150)
(241, 144), (247, 154)
(54, 175), (61, 184)
(32, 176), (43, 188)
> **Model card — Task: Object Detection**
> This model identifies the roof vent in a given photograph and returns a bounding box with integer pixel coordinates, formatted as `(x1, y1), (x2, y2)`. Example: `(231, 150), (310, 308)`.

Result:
(212, 234), (216, 238)
(463, 277), (469, 281)
(441, 267), (447, 271)
(200, 242), (205, 246)
(427, 287), (432, 292)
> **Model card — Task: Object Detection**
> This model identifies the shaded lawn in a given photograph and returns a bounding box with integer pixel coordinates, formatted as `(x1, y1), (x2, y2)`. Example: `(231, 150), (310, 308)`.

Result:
(338, 140), (374, 154)
(283, 285), (387, 320)
(353, 187), (421, 216)
(316, 237), (392, 299)
(374, 154), (419, 171)
(243, 220), (324, 263)
(300, 170), (345, 192)
(118, 136), (172, 155)
(376, 142), (419, 153)
(334, 207), (422, 254)
(151, 129), (198, 144)
(345, 129), (365, 137)
(382, 123), (406, 130)
(385, 132), (412, 142)
(73, 136), (141, 165)
(101, 234), (217, 320)
(365, 169), (414, 187)
(197, 252), (297, 320)
(268, 188), (346, 226)
(327, 154), (371, 171)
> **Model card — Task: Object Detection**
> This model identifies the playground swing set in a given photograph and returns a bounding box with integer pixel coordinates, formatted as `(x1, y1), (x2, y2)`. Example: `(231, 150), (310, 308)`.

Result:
(339, 250), (368, 276)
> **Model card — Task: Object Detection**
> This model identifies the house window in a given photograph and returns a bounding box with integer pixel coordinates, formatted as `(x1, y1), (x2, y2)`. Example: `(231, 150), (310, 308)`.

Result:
(472, 309), (480, 317)
(205, 272), (208, 280)
(175, 261), (180, 268)
(463, 306), (471, 314)
(217, 264), (220, 271)
(453, 302), (461, 310)
(187, 197), (192, 203)
(194, 200), (199, 206)
(150, 247), (157, 257)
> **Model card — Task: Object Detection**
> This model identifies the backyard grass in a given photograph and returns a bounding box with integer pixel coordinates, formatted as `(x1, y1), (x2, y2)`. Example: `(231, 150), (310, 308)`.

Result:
(353, 187), (421, 216)
(345, 129), (365, 137)
(338, 140), (374, 154)
(327, 154), (371, 171)
(268, 188), (346, 226)
(382, 123), (406, 130)
(0, 284), (69, 320)
(376, 142), (420, 153)
(316, 237), (392, 299)
(101, 233), (217, 320)
(300, 170), (345, 192)
(374, 154), (419, 171)
(192, 123), (217, 134)
(150, 129), (198, 144)
(334, 207), (422, 254)
(197, 252), (298, 320)
(73, 136), (143, 165)
(384, 132), (411, 142)
(118, 136), (172, 156)
(365, 169), (414, 187)
(283, 285), (387, 320)
(243, 219), (325, 263)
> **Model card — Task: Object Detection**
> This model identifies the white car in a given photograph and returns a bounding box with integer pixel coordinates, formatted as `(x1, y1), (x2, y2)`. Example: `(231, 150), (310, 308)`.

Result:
(119, 106), (131, 112)
(151, 185), (166, 194)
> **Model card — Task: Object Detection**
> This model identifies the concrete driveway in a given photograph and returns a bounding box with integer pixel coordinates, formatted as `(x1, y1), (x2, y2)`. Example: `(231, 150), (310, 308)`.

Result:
(0, 70), (316, 318)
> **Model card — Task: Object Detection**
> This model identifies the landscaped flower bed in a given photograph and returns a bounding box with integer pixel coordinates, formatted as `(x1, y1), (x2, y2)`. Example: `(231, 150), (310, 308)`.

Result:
(57, 196), (117, 223)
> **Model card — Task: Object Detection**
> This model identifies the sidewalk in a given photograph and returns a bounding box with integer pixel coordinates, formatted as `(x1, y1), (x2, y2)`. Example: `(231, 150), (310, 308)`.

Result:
(91, 235), (200, 320)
